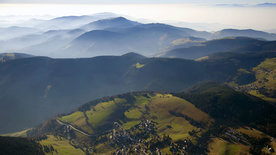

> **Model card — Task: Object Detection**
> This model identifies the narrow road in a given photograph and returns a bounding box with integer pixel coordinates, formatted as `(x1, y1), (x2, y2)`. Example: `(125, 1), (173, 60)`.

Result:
(56, 119), (92, 136)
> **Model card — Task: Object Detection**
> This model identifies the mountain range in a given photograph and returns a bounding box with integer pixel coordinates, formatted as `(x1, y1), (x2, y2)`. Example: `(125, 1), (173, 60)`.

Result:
(0, 40), (275, 134)
(0, 13), (276, 155)
(1, 14), (276, 58)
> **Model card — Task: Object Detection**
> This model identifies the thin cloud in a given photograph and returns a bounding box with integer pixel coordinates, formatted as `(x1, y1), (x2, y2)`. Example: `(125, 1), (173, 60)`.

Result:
(215, 3), (276, 7)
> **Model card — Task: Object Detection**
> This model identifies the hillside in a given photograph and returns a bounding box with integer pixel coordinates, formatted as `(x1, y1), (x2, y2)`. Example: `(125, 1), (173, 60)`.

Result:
(175, 82), (276, 136)
(0, 53), (33, 62)
(0, 29), (86, 57)
(213, 29), (276, 41)
(233, 58), (276, 102)
(66, 23), (198, 57)
(0, 17), (210, 58)
(28, 92), (213, 154)
(202, 45), (276, 102)
(162, 37), (275, 59)
(1, 11), (276, 155)
(32, 13), (118, 31)
(81, 17), (140, 31)
(2, 15), (276, 58)
(0, 136), (44, 155)
(0, 48), (275, 134)
(0, 26), (40, 41)
(24, 84), (276, 154)
(0, 54), (209, 133)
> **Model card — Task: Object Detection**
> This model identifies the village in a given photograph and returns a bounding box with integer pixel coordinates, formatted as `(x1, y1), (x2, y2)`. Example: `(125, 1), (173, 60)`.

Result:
(108, 120), (200, 154)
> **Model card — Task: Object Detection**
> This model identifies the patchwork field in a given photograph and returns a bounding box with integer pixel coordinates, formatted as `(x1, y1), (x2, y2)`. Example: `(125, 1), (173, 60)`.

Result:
(208, 138), (249, 155)
(39, 92), (213, 154)
(39, 135), (85, 155)
(8, 85), (275, 154)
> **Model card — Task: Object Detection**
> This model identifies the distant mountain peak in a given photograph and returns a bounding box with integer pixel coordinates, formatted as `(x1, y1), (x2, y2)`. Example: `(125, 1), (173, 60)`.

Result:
(121, 52), (146, 59)
(95, 16), (140, 25)
(214, 28), (276, 40)
(110, 16), (128, 21)
(221, 28), (257, 32)
(81, 16), (140, 31)
(256, 3), (276, 7)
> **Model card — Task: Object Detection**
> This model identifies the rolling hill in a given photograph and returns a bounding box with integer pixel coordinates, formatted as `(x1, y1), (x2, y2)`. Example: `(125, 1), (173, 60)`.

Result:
(32, 13), (118, 31)
(21, 29), (86, 57)
(0, 53), (33, 62)
(81, 17), (140, 31)
(21, 83), (276, 154)
(175, 82), (276, 136)
(2, 17), (205, 57)
(1, 12), (276, 155)
(65, 23), (207, 57)
(162, 37), (276, 59)
(1, 15), (276, 58)
(232, 57), (276, 102)
(0, 47), (275, 134)
(201, 44), (276, 102)
(0, 28), (85, 55)
(0, 53), (209, 134)
(213, 29), (276, 41)
(0, 26), (40, 41)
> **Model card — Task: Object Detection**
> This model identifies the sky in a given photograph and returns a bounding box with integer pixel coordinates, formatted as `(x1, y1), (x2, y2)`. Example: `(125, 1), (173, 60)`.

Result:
(0, 0), (276, 31)
(1, 0), (276, 4)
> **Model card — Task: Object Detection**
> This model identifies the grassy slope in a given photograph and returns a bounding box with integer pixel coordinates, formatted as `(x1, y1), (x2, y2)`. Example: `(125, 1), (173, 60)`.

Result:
(175, 82), (276, 154)
(57, 93), (211, 139)
(146, 94), (212, 141)
(86, 99), (123, 126)
(175, 82), (276, 135)
(34, 92), (212, 154)
(1, 128), (31, 137)
(163, 37), (269, 59)
(208, 138), (249, 155)
(237, 127), (276, 154)
(236, 58), (276, 102)
(39, 135), (85, 155)
(60, 111), (92, 134)
(21, 85), (275, 154)
(135, 62), (145, 69)
(122, 95), (149, 129)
